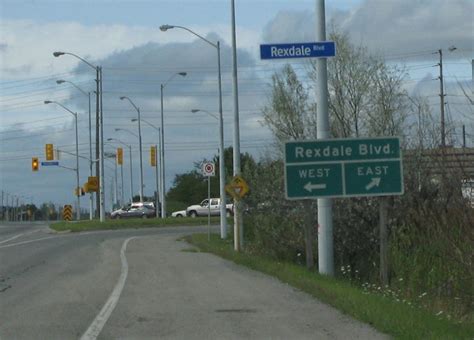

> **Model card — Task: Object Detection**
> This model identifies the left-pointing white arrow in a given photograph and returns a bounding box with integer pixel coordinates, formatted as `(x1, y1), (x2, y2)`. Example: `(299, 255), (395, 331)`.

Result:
(304, 182), (327, 192)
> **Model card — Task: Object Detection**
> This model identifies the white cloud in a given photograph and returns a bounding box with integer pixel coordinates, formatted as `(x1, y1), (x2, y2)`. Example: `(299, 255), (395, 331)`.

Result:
(0, 19), (272, 208)
(0, 20), (262, 80)
(262, 0), (474, 58)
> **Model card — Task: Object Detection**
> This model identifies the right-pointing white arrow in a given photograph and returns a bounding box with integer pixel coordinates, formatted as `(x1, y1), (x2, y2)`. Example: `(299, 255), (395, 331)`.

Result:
(304, 182), (327, 192)
(365, 177), (381, 191)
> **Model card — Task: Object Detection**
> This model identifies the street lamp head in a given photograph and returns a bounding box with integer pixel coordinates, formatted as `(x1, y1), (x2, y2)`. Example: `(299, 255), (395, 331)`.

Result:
(159, 24), (174, 31)
(178, 72), (187, 77)
(115, 128), (122, 132)
(131, 118), (138, 122)
(191, 109), (200, 113)
(119, 96), (126, 100)
(107, 138), (114, 141)
(53, 51), (65, 57)
(56, 80), (65, 84)
(44, 100), (52, 104)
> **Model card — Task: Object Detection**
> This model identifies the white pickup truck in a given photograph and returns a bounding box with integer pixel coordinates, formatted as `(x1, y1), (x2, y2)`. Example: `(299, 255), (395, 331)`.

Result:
(186, 198), (234, 217)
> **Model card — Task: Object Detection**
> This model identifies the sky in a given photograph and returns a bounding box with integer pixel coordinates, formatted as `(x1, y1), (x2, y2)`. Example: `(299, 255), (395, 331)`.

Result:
(0, 0), (473, 211)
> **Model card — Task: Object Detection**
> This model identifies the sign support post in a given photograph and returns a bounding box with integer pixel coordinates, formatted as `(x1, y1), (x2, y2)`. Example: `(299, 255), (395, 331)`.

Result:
(202, 162), (215, 241)
(208, 176), (211, 241)
(315, 0), (333, 276)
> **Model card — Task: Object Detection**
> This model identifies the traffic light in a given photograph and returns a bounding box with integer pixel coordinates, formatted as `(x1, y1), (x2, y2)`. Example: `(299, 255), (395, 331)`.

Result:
(117, 147), (123, 165)
(87, 176), (99, 192)
(32, 157), (39, 171)
(150, 146), (157, 167)
(75, 187), (85, 196)
(45, 144), (54, 160)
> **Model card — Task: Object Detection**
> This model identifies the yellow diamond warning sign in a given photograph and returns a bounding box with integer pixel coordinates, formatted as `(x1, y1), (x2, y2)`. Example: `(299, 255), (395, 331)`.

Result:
(225, 175), (250, 200)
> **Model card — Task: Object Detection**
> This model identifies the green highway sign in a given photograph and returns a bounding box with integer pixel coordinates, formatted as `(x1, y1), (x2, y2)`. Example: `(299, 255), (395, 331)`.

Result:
(286, 163), (343, 197)
(285, 137), (403, 199)
(344, 160), (402, 196)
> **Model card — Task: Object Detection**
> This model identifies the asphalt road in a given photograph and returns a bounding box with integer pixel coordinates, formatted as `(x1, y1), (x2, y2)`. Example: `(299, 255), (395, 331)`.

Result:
(0, 223), (387, 340)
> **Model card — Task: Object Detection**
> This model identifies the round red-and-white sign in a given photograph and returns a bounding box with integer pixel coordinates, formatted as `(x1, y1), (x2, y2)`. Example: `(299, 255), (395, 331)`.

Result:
(202, 162), (215, 176)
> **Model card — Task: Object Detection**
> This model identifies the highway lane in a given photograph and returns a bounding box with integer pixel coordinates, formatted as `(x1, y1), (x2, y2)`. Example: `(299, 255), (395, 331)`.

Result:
(0, 222), (48, 244)
(0, 224), (202, 339)
(0, 223), (386, 339)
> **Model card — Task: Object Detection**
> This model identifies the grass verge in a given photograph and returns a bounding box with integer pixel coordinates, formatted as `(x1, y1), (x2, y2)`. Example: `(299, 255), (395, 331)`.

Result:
(186, 233), (474, 339)
(50, 216), (224, 232)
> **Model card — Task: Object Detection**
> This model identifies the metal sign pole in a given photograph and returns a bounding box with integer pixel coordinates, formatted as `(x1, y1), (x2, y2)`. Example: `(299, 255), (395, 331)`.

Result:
(315, 0), (333, 276)
(208, 176), (211, 241)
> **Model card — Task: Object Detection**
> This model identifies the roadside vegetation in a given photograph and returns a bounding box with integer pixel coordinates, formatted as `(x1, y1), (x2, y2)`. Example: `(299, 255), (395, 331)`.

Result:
(50, 216), (223, 232)
(186, 233), (473, 339)
(171, 30), (472, 330)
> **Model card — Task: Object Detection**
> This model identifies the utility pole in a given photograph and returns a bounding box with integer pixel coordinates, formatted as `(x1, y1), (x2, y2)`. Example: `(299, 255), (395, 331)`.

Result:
(1, 190), (3, 221)
(155, 143), (160, 218)
(437, 49), (446, 148)
(462, 125), (466, 148)
(114, 158), (118, 208)
(99, 66), (106, 222)
(316, 0), (334, 276)
(129, 145), (133, 203)
(231, 0), (243, 251)
(120, 159), (124, 207)
(15, 197), (19, 222)
(95, 68), (100, 218)
(88, 91), (93, 220)
(5, 192), (9, 221)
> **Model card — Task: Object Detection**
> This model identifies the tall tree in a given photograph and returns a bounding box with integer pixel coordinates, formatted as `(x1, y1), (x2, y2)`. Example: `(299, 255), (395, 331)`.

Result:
(262, 64), (317, 269)
(262, 64), (317, 143)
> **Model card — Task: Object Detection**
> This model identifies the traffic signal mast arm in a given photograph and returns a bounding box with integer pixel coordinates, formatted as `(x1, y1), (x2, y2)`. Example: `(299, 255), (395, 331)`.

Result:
(56, 148), (99, 163)
(58, 164), (78, 172)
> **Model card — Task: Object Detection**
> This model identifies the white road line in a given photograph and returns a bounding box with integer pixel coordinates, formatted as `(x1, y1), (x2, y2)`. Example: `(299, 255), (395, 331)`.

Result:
(0, 230), (41, 245)
(80, 236), (138, 340)
(0, 236), (58, 249)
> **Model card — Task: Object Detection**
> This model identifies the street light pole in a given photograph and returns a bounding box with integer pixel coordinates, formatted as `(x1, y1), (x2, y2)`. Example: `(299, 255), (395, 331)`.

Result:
(160, 84), (165, 217)
(155, 141), (159, 218)
(120, 96), (144, 202)
(74, 111), (80, 220)
(159, 24), (226, 238)
(132, 118), (161, 217)
(53, 51), (104, 221)
(114, 128), (140, 201)
(99, 67), (105, 220)
(44, 100), (81, 221)
(114, 156), (118, 208)
(56, 79), (94, 220)
(216, 41), (227, 238)
(120, 160), (124, 206)
(108, 138), (133, 204)
(159, 72), (187, 218)
(138, 107), (144, 202)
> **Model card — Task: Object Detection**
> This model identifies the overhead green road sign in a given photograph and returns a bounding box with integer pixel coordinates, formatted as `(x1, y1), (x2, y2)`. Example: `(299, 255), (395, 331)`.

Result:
(285, 137), (403, 199)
